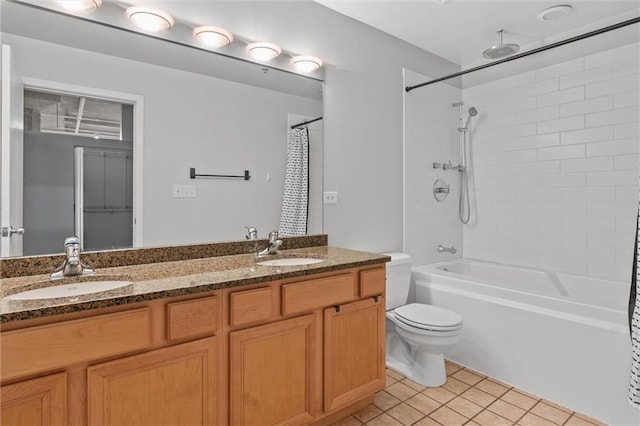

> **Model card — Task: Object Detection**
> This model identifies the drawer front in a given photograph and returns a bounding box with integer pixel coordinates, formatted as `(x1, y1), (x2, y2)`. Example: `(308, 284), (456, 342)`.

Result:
(1, 308), (151, 382)
(359, 267), (386, 298)
(282, 273), (355, 315)
(230, 287), (273, 327)
(167, 296), (218, 342)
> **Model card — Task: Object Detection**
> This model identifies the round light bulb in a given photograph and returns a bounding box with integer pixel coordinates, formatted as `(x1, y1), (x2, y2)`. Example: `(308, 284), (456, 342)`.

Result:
(247, 42), (282, 61)
(58, 0), (101, 12)
(126, 6), (174, 32)
(194, 26), (233, 48)
(291, 56), (323, 73)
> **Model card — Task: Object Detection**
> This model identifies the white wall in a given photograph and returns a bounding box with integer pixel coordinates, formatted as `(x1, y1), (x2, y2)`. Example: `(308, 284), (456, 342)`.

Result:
(403, 69), (462, 265)
(3, 33), (322, 247)
(462, 42), (640, 282)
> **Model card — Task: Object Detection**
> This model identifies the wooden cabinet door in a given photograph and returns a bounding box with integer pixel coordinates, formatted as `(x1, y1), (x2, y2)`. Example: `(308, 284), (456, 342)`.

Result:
(1, 373), (67, 426)
(87, 337), (217, 426)
(324, 297), (386, 412)
(230, 314), (318, 426)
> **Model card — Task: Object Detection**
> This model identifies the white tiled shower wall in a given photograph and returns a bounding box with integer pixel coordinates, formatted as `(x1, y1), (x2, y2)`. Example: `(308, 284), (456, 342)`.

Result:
(462, 42), (640, 282)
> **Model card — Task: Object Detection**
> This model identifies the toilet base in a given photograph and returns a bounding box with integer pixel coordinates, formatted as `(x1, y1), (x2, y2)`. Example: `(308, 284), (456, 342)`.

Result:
(386, 350), (447, 387)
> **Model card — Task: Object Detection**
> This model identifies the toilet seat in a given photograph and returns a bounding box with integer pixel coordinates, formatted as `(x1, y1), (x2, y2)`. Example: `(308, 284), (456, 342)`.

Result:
(394, 303), (462, 332)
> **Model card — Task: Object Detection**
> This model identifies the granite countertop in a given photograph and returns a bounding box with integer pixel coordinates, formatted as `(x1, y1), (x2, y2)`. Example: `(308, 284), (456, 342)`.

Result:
(0, 247), (390, 323)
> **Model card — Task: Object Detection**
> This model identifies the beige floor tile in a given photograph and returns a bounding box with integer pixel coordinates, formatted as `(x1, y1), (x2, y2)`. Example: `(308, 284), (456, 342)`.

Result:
(387, 369), (405, 381)
(366, 413), (403, 426)
(374, 391), (402, 412)
(422, 386), (456, 404)
(462, 367), (487, 378)
(412, 417), (442, 426)
(540, 399), (572, 414)
(460, 387), (496, 408)
(445, 359), (464, 369)
(573, 413), (608, 426)
(564, 415), (601, 426)
(332, 415), (363, 426)
(508, 386), (539, 400)
(500, 389), (538, 411)
(466, 422), (483, 426)
(386, 403), (425, 425)
(428, 406), (468, 426)
(386, 376), (398, 388)
(442, 377), (471, 395)
(487, 399), (526, 422)
(475, 378), (510, 397)
(386, 382), (419, 401)
(473, 410), (514, 426)
(405, 393), (441, 415)
(445, 361), (463, 375)
(401, 378), (427, 392)
(446, 396), (483, 419)
(517, 412), (556, 426)
(529, 402), (571, 425)
(451, 369), (484, 386)
(353, 404), (383, 423)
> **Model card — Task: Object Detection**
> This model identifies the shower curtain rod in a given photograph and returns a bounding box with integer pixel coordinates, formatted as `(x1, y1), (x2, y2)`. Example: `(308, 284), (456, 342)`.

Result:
(405, 16), (640, 93)
(290, 116), (323, 129)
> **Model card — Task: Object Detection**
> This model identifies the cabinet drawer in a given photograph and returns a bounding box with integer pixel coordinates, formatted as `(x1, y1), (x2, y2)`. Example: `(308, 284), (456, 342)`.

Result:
(282, 273), (355, 315)
(359, 267), (386, 298)
(1, 308), (151, 382)
(167, 295), (218, 342)
(230, 287), (273, 327)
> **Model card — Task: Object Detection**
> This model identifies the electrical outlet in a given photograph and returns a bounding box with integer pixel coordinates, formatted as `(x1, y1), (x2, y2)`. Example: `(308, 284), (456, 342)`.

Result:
(323, 191), (338, 204)
(173, 185), (196, 198)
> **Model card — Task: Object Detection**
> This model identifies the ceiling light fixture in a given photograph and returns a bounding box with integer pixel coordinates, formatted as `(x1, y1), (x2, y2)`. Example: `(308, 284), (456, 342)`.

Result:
(537, 5), (573, 21)
(126, 6), (174, 32)
(291, 56), (323, 73)
(57, 0), (102, 12)
(247, 42), (282, 61)
(193, 26), (234, 48)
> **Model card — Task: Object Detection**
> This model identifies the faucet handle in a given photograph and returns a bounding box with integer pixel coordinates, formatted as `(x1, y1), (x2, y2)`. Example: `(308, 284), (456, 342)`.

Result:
(245, 227), (258, 240)
(64, 236), (80, 247)
(268, 230), (279, 242)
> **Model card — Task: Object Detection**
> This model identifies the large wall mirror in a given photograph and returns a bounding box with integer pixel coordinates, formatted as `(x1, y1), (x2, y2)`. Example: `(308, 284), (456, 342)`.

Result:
(0, 1), (324, 258)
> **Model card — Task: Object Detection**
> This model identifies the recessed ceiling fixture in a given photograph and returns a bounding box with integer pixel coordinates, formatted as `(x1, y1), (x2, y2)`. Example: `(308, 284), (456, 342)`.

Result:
(291, 56), (323, 73)
(126, 6), (174, 32)
(57, 0), (102, 12)
(193, 26), (234, 48)
(537, 5), (573, 21)
(247, 42), (282, 61)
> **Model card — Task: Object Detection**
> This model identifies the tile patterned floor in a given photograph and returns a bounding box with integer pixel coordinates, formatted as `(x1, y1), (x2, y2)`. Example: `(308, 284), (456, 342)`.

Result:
(333, 361), (607, 426)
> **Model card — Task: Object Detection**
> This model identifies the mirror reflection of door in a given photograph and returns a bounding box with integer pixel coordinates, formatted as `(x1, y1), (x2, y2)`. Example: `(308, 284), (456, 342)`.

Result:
(23, 89), (134, 256)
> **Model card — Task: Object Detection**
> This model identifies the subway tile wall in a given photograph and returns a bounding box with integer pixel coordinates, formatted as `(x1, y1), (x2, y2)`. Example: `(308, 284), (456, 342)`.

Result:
(462, 42), (639, 281)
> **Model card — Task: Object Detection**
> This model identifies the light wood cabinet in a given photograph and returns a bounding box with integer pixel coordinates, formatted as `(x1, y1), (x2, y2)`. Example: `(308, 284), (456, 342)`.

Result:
(87, 337), (217, 426)
(324, 297), (386, 412)
(229, 314), (318, 426)
(0, 372), (67, 426)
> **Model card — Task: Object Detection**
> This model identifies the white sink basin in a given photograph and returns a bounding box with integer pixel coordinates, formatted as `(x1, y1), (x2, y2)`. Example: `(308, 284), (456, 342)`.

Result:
(256, 258), (324, 267)
(4, 281), (133, 300)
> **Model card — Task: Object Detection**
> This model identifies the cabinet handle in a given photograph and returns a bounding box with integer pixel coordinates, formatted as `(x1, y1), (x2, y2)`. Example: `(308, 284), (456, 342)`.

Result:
(373, 296), (379, 303)
(333, 305), (340, 313)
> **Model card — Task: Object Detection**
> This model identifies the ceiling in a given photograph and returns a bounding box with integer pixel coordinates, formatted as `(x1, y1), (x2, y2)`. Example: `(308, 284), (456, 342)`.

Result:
(314, 0), (640, 68)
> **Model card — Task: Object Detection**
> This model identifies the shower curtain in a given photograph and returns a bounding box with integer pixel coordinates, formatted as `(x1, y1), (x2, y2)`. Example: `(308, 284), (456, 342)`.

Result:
(631, 204), (640, 408)
(278, 127), (309, 236)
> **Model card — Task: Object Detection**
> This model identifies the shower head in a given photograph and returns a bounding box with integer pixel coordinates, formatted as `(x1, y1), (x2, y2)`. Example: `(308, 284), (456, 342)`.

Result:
(468, 107), (478, 117)
(459, 106), (478, 132)
(483, 29), (520, 60)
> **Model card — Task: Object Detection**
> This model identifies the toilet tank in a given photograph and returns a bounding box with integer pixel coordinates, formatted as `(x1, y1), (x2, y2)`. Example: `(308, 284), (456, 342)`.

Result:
(383, 253), (412, 311)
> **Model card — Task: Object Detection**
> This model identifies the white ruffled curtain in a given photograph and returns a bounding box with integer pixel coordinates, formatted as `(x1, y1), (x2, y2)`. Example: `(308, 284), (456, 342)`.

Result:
(278, 127), (309, 236)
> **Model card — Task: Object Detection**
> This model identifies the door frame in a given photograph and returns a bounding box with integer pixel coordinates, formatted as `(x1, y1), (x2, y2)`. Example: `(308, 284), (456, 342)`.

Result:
(21, 77), (144, 248)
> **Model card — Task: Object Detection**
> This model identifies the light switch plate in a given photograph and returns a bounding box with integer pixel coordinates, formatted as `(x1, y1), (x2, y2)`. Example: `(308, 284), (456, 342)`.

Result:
(173, 185), (196, 198)
(323, 191), (338, 204)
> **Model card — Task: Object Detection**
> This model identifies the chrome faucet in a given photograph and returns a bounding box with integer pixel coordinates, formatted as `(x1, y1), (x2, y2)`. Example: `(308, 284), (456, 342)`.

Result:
(245, 227), (258, 240)
(437, 245), (457, 254)
(442, 161), (465, 172)
(257, 231), (282, 257)
(51, 237), (95, 278)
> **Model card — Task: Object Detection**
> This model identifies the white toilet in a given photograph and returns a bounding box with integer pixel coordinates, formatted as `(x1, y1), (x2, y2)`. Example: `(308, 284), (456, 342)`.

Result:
(385, 253), (462, 387)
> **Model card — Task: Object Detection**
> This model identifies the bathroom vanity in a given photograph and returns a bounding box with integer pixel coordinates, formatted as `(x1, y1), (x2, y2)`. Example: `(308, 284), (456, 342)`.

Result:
(0, 242), (389, 425)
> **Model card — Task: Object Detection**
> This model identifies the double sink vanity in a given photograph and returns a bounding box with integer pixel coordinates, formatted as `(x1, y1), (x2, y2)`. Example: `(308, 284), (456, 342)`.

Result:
(0, 235), (389, 426)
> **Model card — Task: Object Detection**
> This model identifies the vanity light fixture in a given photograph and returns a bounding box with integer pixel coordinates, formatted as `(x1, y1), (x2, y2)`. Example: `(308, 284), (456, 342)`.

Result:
(126, 6), (174, 32)
(193, 26), (234, 48)
(291, 56), (323, 73)
(57, 0), (102, 12)
(247, 42), (282, 61)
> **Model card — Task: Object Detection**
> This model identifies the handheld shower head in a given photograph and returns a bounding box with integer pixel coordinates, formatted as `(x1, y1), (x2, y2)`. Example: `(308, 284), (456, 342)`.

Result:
(468, 107), (478, 117)
(459, 106), (478, 131)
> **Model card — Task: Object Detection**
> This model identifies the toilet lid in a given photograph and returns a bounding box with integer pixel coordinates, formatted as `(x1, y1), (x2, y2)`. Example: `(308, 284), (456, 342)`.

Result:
(394, 303), (462, 331)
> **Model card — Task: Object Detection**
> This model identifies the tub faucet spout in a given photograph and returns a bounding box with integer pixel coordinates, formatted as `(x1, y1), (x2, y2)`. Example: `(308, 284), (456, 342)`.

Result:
(437, 245), (457, 254)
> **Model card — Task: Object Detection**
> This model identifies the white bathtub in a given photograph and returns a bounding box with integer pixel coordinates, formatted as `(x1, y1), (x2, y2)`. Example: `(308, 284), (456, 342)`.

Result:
(413, 259), (639, 426)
